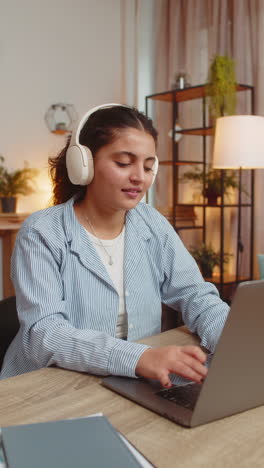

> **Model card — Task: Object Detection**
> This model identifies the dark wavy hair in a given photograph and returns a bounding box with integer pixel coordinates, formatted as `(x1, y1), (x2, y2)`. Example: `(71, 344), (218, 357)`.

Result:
(48, 105), (158, 205)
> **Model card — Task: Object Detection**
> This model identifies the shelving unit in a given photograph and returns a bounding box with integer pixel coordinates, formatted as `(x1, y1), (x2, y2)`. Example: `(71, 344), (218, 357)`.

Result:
(146, 84), (254, 301)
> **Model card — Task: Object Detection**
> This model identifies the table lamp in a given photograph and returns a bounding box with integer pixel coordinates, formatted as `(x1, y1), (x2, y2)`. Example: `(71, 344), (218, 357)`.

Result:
(213, 115), (264, 279)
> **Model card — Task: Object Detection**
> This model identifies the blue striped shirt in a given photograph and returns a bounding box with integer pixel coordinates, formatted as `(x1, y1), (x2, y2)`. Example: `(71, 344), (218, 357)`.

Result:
(0, 198), (229, 379)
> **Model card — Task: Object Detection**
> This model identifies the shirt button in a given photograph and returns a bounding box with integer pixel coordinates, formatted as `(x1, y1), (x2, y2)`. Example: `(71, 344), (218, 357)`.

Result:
(129, 323), (134, 329)
(125, 290), (130, 297)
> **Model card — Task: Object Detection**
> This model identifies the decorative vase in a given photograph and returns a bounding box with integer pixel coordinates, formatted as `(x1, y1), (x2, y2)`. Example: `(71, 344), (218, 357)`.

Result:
(206, 194), (219, 206)
(200, 264), (213, 278)
(172, 72), (191, 89)
(1, 197), (17, 213)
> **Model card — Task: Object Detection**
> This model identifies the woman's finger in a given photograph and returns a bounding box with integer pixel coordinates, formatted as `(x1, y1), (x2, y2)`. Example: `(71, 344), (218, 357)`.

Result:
(183, 345), (207, 363)
(169, 360), (206, 383)
(180, 354), (208, 377)
(158, 370), (172, 388)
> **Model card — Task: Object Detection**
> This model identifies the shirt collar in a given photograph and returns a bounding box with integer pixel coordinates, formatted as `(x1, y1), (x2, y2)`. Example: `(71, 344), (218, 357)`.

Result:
(62, 196), (152, 243)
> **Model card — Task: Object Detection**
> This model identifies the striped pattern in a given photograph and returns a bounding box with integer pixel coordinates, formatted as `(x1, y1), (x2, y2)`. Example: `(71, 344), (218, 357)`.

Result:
(0, 198), (229, 379)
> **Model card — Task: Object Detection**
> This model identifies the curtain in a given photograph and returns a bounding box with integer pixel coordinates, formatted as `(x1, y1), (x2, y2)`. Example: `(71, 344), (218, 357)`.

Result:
(120, 0), (156, 111)
(153, 0), (264, 278)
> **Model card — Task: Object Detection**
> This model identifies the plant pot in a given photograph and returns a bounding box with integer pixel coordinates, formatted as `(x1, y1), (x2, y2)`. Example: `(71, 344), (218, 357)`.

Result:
(1, 197), (18, 213)
(199, 264), (213, 278)
(206, 194), (219, 206)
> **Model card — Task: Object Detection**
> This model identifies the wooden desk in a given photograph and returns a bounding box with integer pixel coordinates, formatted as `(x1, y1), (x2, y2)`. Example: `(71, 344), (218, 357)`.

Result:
(0, 213), (28, 298)
(0, 328), (263, 468)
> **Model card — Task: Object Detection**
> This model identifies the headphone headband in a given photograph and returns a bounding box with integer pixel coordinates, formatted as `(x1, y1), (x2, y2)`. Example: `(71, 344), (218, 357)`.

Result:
(70, 103), (128, 147)
(66, 103), (158, 186)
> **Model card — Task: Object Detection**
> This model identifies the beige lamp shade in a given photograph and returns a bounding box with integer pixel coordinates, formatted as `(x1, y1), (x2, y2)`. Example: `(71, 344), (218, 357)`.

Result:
(213, 115), (264, 169)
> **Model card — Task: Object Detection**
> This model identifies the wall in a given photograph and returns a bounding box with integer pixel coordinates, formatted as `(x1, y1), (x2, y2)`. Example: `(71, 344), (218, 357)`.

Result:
(0, 0), (157, 298)
(0, 0), (122, 212)
(0, 0), (123, 297)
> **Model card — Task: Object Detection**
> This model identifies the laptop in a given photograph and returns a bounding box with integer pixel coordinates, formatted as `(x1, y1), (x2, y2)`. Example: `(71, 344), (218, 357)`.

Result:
(102, 280), (264, 427)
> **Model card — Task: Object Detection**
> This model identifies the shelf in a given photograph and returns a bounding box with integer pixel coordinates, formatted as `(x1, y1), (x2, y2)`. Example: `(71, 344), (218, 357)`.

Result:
(174, 203), (252, 208)
(51, 130), (70, 135)
(0, 213), (30, 223)
(207, 274), (251, 285)
(147, 83), (253, 103)
(159, 160), (204, 166)
(146, 82), (254, 301)
(176, 225), (203, 231)
(178, 126), (214, 136)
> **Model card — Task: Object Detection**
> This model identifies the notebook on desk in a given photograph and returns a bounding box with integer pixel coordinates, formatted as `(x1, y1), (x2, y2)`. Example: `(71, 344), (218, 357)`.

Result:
(1, 416), (145, 468)
(103, 280), (264, 427)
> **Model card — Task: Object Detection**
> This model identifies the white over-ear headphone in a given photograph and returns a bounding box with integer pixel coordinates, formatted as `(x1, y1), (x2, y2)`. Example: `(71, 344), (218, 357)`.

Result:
(66, 103), (159, 186)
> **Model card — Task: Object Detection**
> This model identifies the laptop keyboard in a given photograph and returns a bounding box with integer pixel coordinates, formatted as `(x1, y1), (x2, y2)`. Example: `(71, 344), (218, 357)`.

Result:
(156, 383), (202, 411)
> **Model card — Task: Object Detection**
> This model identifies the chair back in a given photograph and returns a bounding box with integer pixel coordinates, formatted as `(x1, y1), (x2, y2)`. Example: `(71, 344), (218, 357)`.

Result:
(0, 296), (20, 370)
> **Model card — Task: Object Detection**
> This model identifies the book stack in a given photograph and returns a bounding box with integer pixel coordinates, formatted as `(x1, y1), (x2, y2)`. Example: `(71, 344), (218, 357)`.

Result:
(157, 205), (197, 227)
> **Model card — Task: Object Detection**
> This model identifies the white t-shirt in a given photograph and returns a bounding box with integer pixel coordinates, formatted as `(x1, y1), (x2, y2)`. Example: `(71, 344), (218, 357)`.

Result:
(86, 226), (127, 339)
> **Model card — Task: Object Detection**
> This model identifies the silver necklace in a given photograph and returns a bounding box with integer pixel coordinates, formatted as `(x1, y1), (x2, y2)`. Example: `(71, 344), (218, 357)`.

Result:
(84, 215), (122, 266)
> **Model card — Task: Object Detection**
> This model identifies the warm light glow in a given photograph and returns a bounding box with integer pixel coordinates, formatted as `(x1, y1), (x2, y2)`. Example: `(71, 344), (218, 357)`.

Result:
(17, 169), (53, 213)
(213, 115), (264, 169)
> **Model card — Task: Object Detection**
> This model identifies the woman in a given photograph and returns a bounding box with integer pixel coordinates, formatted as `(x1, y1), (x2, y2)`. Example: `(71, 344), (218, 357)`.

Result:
(1, 104), (229, 386)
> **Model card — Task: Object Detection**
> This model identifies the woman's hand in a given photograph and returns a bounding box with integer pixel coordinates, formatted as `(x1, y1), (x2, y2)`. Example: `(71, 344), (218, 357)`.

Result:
(135, 345), (208, 387)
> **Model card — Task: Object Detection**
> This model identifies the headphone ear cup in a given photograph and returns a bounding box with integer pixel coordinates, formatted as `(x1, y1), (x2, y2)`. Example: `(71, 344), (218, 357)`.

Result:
(151, 156), (159, 186)
(66, 145), (94, 185)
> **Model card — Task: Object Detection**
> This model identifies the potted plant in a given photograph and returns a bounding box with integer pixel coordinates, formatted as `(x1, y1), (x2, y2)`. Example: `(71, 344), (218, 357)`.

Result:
(206, 55), (237, 123)
(181, 166), (246, 205)
(0, 156), (38, 213)
(190, 243), (231, 278)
